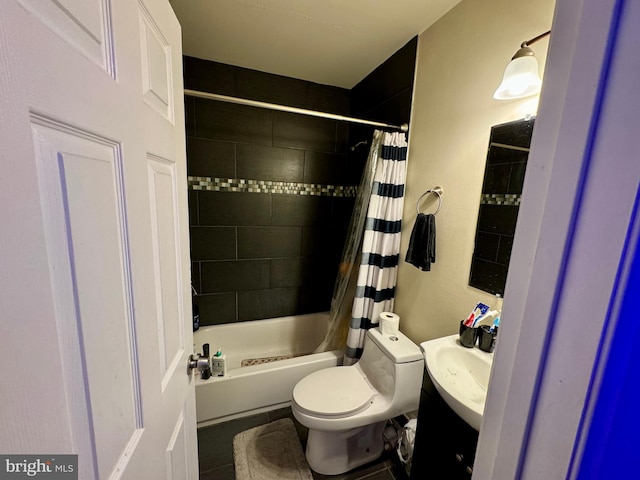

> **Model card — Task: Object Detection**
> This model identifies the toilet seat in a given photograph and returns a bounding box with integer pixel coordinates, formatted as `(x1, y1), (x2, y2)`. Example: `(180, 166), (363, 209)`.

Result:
(293, 367), (375, 418)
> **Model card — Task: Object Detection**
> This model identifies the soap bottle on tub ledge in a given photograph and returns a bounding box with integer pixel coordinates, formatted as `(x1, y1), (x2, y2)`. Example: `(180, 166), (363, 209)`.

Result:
(211, 348), (227, 377)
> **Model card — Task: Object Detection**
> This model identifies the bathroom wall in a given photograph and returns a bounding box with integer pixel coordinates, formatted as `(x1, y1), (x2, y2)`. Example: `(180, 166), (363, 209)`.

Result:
(349, 37), (417, 147)
(184, 57), (357, 325)
(395, 0), (556, 342)
(185, 38), (418, 327)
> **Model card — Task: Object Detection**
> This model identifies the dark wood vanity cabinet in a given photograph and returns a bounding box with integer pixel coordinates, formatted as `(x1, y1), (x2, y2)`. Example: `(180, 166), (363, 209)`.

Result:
(410, 368), (479, 479)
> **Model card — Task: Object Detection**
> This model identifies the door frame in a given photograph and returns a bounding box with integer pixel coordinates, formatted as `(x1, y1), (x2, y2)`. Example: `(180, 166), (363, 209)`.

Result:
(474, 0), (637, 477)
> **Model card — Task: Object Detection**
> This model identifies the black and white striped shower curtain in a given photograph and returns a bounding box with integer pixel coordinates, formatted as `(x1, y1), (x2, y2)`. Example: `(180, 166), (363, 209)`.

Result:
(345, 131), (407, 364)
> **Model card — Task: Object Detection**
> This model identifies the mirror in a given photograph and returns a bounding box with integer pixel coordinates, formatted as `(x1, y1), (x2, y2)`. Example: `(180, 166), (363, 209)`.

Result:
(469, 117), (535, 295)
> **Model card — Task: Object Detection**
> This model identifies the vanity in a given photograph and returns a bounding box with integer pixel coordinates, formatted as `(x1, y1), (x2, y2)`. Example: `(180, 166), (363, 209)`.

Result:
(410, 335), (493, 479)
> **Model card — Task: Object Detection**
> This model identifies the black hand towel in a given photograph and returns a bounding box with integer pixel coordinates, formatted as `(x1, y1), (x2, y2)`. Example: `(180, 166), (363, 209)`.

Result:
(405, 213), (436, 271)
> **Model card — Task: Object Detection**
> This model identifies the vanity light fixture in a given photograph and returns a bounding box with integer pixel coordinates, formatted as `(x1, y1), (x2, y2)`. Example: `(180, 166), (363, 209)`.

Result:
(494, 30), (551, 100)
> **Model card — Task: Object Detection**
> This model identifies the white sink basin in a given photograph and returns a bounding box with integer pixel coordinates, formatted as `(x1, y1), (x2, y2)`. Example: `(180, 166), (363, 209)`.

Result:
(420, 334), (493, 431)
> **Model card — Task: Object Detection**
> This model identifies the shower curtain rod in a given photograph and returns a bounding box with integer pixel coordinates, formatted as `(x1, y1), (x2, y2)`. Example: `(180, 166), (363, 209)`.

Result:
(184, 89), (409, 132)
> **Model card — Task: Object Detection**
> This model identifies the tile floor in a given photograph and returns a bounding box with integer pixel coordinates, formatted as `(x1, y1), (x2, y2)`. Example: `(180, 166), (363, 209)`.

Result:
(198, 407), (408, 480)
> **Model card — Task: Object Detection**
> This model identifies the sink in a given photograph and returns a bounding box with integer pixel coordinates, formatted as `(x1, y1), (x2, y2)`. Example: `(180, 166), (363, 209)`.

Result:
(420, 334), (493, 430)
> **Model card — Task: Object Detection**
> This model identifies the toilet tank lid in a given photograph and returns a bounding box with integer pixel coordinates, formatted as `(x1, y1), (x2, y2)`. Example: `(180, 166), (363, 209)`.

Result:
(367, 328), (423, 363)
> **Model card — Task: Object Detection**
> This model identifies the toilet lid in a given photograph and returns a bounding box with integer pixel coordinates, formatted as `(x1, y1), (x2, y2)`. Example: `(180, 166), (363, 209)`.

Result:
(293, 367), (374, 417)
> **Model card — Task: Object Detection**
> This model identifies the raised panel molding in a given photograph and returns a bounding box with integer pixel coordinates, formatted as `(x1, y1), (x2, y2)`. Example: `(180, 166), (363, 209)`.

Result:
(166, 409), (189, 480)
(18, 0), (115, 76)
(30, 114), (143, 479)
(147, 154), (185, 391)
(138, 1), (174, 123)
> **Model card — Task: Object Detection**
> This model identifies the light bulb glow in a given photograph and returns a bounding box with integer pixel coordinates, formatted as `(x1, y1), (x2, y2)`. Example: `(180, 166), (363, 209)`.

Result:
(494, 56), (542, 100)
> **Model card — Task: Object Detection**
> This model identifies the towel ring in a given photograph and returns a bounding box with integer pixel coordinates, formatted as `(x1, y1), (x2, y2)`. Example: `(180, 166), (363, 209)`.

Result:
(416, 186), (443, 215)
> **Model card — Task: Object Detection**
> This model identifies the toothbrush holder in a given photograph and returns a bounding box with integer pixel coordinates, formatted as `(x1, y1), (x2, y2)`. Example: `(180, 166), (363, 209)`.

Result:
(459, 320), (478, 348)
(478, 325), (498, 353)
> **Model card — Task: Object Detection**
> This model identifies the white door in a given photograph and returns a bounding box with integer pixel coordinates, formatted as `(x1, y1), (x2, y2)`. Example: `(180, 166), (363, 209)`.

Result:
(0, 1), (198, 479)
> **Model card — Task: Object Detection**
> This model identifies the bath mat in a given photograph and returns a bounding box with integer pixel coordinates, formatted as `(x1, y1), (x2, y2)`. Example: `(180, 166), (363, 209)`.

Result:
(233, 418), (313, 480)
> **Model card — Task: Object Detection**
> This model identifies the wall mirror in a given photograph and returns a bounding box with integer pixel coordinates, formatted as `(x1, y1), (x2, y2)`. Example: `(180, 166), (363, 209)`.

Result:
(469, 117), (535, 295)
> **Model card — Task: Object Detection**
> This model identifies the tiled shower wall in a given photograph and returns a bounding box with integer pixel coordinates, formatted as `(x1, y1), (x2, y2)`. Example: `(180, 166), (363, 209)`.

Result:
(185, 38), (417, 326)
(184, 57), (360, 325)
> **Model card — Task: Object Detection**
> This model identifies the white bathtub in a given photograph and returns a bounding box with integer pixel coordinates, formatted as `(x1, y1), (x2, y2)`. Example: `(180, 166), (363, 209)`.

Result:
(193, 312), (342, 427)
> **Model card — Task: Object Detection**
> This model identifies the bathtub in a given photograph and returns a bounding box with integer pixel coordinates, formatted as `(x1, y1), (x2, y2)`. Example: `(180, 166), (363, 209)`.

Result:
(193, 312), (342, 427)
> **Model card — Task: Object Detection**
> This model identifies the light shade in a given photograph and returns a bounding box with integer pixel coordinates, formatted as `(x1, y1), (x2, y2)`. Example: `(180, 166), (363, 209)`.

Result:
(494, 31), (550, 100)
(494, 53), (543, 100)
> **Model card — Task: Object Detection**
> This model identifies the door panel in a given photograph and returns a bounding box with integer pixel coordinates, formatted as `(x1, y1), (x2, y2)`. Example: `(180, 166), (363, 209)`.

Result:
(0, 0), (197, 477)
(17, 0), (115, 75)
(31, 116), (144, 479)
(148, 155), (186, 390)
(139, 2), (174, 121)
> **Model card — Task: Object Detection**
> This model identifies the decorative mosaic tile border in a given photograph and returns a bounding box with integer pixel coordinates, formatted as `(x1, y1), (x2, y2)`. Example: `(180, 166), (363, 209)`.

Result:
(188, 176), (358, 197)
(481, 193), (521, 206)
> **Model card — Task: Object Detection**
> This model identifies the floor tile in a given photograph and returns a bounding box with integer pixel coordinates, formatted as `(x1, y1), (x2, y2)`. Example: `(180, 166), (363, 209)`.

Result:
(197, 406), (399, 480)
(197, 412), (269, 471)
(199, 464), (235, 480)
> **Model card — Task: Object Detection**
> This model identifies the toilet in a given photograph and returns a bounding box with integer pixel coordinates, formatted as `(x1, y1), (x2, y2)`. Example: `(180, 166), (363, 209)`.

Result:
(292, 327), (424, 475)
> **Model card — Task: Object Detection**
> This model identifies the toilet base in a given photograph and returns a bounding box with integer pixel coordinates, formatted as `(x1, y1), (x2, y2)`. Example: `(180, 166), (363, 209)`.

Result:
(305, 421), (386, 475)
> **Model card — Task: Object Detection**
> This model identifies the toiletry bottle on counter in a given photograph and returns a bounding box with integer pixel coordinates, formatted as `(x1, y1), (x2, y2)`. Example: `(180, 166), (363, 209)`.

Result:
(211, 348), (227, 377)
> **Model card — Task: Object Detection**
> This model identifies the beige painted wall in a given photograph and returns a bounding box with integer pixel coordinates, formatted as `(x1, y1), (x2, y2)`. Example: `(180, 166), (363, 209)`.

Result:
(395, 0), (556, 343)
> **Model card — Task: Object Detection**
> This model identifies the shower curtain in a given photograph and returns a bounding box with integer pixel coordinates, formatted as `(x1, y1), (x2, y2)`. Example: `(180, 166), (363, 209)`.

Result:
(316, 130), (407, 365)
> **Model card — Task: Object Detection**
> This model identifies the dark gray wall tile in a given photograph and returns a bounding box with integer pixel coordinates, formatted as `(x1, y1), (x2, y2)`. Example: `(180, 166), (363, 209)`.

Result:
(482, 164), (511, 194)
(196, 293), (236, 326)
(187, 138), (235, 177)
(183, 56), (235, 96)
(491, 118), (535, 148)
(198, 192), (271, 226)
(303, 151), (353, 185)
(237, 226), (302, 259)
(238, 288), (300, 321)
(272, 195), (333, 226)
(302, 226), (346, 258)
(188, 190), (198, 226)
(473, 232), (500, 262)
(351, 36), (417, 121)
(273, 112), (337, 152)
(190, 227), (236, 261)
(477, 204), (519, 235)
(191, 262), (201, 294)
(195, 99), (273, 145)
(507, 162), (527, 194)
(299, 285), (333, 313)
(301, 257), (339, 288)
(270, 258), (304, 288)
(236, 68), (307, 108)
(201, 260), (270, 293)
(486, 145), (529, 165)
(496, 235), (514, 266)
(331, 197), (356, 227)
(185, 96), (196, 137)
(236, 144), (304, 182)
(469, 258), (507, 296)
(307, 83), (350, 115)
(183, 53), (414, 324)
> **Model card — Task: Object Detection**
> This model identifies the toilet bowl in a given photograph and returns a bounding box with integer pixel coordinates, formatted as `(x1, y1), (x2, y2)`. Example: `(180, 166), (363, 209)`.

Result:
(292, 327), (424, 475)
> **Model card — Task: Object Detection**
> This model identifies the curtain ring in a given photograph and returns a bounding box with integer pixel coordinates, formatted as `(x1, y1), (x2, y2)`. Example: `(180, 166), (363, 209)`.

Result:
(416, 186), (443, 215)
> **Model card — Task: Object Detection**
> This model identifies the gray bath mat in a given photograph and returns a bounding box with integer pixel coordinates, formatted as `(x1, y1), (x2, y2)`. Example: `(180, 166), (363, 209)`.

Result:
(233, 418), (313, 480)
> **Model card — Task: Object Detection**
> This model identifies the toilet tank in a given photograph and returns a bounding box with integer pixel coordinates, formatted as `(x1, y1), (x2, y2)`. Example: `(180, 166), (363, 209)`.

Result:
(358, 328), (423, 401)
